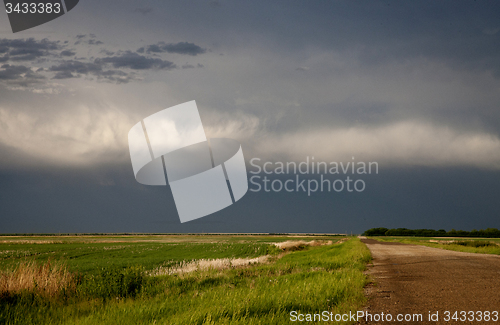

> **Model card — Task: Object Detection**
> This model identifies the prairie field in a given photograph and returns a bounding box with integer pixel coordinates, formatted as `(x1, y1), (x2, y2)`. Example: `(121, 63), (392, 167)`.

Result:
(372, 236), (500, 255)
(0, 234), (370, 324)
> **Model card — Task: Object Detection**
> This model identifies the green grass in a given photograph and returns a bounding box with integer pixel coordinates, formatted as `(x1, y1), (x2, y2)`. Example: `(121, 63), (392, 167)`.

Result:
(0, 236), (284, 274)
(0, 235), (370, 324)
(372, 236), (500, 255)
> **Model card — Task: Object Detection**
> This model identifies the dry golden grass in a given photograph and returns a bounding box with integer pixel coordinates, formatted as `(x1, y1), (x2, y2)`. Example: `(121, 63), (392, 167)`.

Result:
(149, 255), (272, 276)
(273, 239), (336, 251)
(0, 240), (64, 244)
(0, 260), (74, 298)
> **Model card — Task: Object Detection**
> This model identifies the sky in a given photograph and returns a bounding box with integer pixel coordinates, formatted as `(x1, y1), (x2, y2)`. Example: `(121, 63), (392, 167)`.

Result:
(0, 0), (499, 234)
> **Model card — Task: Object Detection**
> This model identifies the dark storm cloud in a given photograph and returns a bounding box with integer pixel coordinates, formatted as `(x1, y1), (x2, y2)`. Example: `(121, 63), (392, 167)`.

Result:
(145, 0), (498, 137)
(0, 38), (61, 62)
(288, 1), (500, 75)
(52, 70), (75, 79)
(0, 42), (94, 84)
(209, 1), (222, 8)
(50, 60), (102, 75)
(99, 49), (115, 56)
(137, 1), (499, 76)
(181, 63), (204, 69)
(0, 38), (60, 51)
(134, 8), (152, 14)
(9, 49), (47, 62)
(0, 64), (45, 86)
(0, 35), (205, 85)
(0, 36), (205, 86)
(138, 42), (206, 56)
(60, 50), (76, 57)
(95, 51), (176, 70)
(0, 64), (31, 80)
(1, 0), (500, 235)
(74, 34), (104, 46)
(96, 69), (135, 84)
(87, 39), (104, 46)
(49, 51), (176, 82)
(49, 60), (135, 83)
(1, 166), (499, 234)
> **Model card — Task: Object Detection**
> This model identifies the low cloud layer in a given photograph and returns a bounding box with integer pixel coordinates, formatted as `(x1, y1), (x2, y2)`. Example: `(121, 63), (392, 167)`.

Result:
(256, 122), (500, 170)
(1, 100), (499, 171)
(0, 106), (133, 166)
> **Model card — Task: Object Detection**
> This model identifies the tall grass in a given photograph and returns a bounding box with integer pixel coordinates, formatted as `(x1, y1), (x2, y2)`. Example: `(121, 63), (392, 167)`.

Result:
(76, 266), (145, 299)
(0, 260), (74, 299)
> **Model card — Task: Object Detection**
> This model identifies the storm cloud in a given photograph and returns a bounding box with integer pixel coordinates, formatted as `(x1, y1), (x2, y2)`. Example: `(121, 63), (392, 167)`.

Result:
(1, 0), (500, 233)
(0, 36), (206, 86)
(0, 64), (45, 87)
(49, 59), (137, 83)
(95, 51), (176, 70)
(60, 50), (76, 57)
(137, 42), (207, 56)
(0, 38), (60, 62)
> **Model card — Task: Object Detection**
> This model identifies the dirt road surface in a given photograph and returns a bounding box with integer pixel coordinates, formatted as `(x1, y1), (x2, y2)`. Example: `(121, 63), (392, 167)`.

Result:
(358, 238), (500, 324)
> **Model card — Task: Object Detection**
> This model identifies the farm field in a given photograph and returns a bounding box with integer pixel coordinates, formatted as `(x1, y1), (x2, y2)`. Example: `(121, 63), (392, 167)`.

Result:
(371, 236), (500, 255)
(0, 234), (370, 324)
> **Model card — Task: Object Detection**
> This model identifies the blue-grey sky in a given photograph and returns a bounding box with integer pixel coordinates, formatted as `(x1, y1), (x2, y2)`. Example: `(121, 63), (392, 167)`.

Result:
(0, 0), (499, 234)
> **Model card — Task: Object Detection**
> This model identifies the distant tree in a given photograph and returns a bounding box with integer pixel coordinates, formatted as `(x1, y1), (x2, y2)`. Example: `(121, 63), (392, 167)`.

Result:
(362, 228), (389, 236)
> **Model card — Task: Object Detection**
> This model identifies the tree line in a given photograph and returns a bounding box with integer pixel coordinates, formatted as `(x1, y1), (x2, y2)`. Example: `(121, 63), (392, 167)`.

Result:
(363, 227), (500, 238)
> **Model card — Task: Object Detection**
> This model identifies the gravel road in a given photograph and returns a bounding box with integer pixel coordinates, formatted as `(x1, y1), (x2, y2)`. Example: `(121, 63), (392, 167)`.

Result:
(358, 237), (500, 324)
